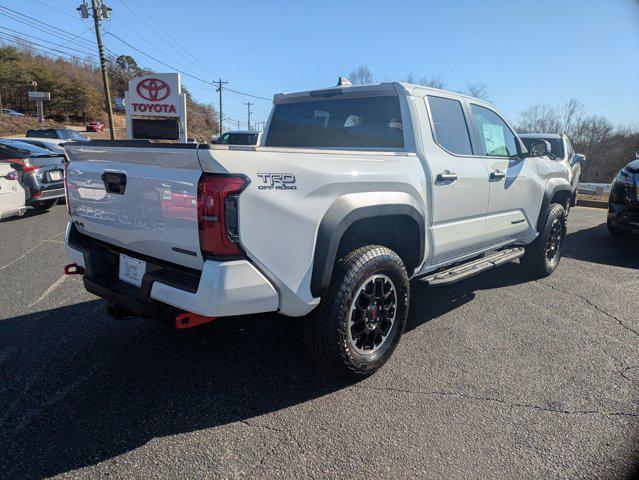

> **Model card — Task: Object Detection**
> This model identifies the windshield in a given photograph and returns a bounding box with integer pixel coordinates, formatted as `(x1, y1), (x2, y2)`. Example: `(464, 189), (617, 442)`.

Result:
(266, 95), (404, 149)
(522, 137), (564, 159)
(0, 139), (51, 156)
(67, 130), (87, 140)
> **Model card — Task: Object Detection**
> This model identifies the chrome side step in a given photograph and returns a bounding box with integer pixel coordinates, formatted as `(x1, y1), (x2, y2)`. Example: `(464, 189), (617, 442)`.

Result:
(420, 247), (525, 286)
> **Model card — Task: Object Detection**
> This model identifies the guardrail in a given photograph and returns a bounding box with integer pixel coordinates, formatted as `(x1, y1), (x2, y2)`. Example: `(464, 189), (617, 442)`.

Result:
(578, 183), (611, 195)
(577, 183), (609, 209)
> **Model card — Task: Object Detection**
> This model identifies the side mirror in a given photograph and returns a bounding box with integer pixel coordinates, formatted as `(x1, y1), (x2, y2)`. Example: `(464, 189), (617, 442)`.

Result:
(524, 139), (551, 158)
(571, 153), (586, 165)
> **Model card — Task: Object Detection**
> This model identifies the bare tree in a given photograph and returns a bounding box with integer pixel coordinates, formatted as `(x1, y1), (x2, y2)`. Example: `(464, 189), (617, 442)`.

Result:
(403, 73), (417, 84)
(516, 104), (562, 134)
(418, 76), (446, 89)
(348, 66), (373, 86)
(516, 98), (638, 182)
(559, 98), (586, 139)
(462, 83), (490, 102)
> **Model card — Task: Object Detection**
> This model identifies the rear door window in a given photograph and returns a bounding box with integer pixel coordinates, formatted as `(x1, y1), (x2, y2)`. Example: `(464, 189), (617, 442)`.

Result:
(228, 133), (258, 145)
(427, 96), (473, 155)
(266, 95), (404, 148)
(470, 105), (518, 157)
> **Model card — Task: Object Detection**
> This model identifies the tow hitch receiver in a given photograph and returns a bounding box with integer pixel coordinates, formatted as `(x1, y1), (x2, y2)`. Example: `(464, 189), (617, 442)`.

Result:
(64, 263), (84, 275)
(175, 312), (217, 329)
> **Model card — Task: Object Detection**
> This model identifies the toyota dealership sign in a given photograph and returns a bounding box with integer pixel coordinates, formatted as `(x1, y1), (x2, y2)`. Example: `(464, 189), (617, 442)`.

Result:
(125, 73), (188, 141)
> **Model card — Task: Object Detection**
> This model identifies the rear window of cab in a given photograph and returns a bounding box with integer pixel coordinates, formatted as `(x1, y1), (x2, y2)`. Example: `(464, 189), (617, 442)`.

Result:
(266, 95), (404, 149)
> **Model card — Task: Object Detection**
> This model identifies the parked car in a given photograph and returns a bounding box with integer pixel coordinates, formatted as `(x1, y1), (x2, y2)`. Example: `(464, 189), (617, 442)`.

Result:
(86, 121), (104, 132)
(0, 163), (26, 219)
(5, 137), (66, 154)
(0, 108), (25, 117)
(0, 139), (65, 210)
(519, 133), (585, 211)
(212, 130), (260, 145)
(26, 128), (89, 142)
(64, 81), (572, 379)
(607, 154), (639, 236)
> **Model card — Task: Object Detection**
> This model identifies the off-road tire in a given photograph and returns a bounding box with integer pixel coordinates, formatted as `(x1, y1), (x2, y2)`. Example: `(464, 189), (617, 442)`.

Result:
(607, 218), (631, 237)
(520, 203), (566, 277)
(304, 245), (409, 380)
(32, 199), (57, 210)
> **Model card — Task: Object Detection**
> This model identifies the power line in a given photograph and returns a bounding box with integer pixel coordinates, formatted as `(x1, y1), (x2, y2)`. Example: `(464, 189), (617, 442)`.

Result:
(227, 87), (271, 102)
(128, 0), (219, 79)
(0, 34), (133, 85)
(0, 25), (97, 57)
(0, 33), (97, 64)
(31, 0), (82, 20)
(0, 6), (82, 43)
(1, 4), (271, 106)
(112, 0), (216, 80)
(0, 8), (96, 52)
(108, 11), (208, 80)
(105, 31), (214, 86)
(106, 2), (270, 103)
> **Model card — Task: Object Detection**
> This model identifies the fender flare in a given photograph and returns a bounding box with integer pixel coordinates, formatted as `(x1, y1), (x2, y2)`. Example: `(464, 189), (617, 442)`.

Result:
(538, 180), (572, 231)
(310, 192), (425, 298)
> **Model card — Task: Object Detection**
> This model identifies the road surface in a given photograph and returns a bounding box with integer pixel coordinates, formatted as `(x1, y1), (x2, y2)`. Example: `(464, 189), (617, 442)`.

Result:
(1, 206), (637, 479)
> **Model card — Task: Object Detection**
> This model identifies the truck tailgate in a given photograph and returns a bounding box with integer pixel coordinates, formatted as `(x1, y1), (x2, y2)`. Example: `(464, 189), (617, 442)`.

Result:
(65, 143), (207, 270)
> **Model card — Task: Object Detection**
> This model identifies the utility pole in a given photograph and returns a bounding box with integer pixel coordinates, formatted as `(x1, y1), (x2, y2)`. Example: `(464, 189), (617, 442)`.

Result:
(78, 0), (115, 139)
(245, 102), (253, 131)
(237, 120), (240, 130)
(216, 78), (228, 135)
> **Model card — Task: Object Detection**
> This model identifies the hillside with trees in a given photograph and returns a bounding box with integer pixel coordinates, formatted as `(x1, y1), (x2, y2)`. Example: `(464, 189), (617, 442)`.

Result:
(0, 44), (219, 141)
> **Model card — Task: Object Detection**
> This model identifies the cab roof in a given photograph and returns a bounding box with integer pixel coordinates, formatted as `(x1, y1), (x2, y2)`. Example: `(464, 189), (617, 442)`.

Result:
(274, 81), (496, 109)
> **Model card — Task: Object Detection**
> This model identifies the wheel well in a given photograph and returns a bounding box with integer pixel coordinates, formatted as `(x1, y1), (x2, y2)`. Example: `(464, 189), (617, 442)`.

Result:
(550, 189), (572, 208)
(337, 215), (421, 274)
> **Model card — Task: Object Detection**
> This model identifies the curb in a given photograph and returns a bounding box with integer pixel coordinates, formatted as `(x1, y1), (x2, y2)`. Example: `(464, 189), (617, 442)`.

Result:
(577, 199), (608, 209)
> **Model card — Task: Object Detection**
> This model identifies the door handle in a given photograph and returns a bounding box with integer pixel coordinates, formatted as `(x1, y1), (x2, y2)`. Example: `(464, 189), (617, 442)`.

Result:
(436, 171), (457, 182)
(490, 170), (506, 180)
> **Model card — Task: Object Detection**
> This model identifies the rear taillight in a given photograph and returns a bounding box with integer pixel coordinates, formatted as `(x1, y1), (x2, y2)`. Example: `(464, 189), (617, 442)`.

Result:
(63, 161), (70, 215)
(197, 174), (248, 257)
(22, 165), (39, 173)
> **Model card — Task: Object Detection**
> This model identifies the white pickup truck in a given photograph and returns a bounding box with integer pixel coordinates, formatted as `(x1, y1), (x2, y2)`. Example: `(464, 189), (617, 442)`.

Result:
(64, 81), (572, 379)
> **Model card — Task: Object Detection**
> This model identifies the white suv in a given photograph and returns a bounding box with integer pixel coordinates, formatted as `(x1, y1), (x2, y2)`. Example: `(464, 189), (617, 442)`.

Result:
(64, 82), (572, 379)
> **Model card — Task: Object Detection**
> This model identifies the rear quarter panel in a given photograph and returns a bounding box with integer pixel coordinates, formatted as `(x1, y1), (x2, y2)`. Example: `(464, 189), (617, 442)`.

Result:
(198, 146), (426, 316)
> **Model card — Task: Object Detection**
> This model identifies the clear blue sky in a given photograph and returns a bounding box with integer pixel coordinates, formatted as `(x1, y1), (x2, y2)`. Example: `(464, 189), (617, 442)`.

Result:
(2, 0), (638, 129)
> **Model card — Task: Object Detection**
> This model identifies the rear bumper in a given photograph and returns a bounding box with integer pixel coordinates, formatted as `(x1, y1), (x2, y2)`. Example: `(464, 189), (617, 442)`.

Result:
(30, 187), (65, 203)
(0, 205), (27, 220)
(66, 223), (278, 318)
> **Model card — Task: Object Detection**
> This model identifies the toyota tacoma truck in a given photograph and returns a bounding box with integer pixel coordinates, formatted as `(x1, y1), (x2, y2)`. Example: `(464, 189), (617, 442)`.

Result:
(64, 81), (572, 379)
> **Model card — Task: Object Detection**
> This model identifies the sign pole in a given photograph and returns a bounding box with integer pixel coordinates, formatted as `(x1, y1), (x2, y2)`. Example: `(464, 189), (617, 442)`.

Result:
(37, 100), (44, 124)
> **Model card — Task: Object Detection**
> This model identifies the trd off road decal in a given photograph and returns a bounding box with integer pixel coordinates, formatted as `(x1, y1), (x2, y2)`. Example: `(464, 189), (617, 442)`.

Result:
(257, 173), (297, 190)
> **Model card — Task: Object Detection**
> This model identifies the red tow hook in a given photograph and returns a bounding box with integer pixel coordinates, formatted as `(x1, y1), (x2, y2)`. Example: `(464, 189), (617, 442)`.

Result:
(64, 263), (84, 275)
(175, 312), (217, 329)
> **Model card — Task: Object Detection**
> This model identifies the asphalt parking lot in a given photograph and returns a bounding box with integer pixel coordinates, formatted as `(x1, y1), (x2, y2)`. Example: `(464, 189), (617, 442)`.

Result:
(1, 205), (638, 479)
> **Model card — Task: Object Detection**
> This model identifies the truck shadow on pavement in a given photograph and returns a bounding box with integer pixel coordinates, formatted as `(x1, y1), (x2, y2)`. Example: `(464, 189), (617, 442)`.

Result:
(0, 263), (536, 478)
(563, 222), (638, 269)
